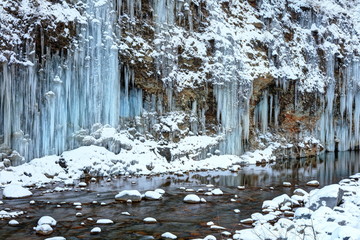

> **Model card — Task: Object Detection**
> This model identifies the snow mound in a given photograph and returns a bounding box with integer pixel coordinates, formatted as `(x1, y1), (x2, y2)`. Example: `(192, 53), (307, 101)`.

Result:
(3, 185), (32, 198)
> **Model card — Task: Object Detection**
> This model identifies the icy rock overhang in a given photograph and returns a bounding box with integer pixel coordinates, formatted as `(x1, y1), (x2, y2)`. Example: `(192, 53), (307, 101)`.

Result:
(1, 0), (360, 165)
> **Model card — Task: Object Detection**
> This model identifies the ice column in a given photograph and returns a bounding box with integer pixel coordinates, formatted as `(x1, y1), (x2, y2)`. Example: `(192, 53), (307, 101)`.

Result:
(0, 0), (146, 162)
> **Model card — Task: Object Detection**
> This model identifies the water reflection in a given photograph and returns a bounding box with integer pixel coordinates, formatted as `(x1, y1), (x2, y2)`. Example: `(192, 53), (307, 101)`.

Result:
(0, 152), (359, 239)
(192, 151), (360, 188)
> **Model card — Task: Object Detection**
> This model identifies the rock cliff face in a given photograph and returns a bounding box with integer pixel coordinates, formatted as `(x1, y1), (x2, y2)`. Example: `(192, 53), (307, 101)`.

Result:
(1, 0), (360, 165)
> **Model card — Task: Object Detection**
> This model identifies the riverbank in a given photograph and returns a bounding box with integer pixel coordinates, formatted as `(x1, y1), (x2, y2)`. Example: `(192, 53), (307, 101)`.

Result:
(0, 151), (359, 239)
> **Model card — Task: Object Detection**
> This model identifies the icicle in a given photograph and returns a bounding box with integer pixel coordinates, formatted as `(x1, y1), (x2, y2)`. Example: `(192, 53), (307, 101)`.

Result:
(214, 80), (250, 155)
(0, 0), (145, 162)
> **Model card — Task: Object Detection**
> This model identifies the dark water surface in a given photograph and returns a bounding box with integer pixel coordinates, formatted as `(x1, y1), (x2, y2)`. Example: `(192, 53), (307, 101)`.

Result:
(0, 151), (359, 240)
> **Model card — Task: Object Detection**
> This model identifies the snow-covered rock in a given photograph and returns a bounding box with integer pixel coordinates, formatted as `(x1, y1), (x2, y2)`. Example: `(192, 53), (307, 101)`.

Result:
(307, 184), (343, 210)
(161, 232), (177, 239)
(293, 188), (308, 197)
(306, 180), (320, 187)
(115, 190), (142, 202)
(143, 217), (157, 223)
(44, 237), (66, 240)
(8, 220), (19, 226)
(282, 182), (291, 187)
(96, 219), (114, 224)
(34, 224), (53, 236)
(91, 227), (101, 234)
(78, 182), (87, 187)
(155, 189), (165, 195)
(144, 191), (162, 200)
(38, 216), (57, 227)
(3, 185), (33, 198)
(183, 194), (201, 203)
(211, 188), (223, 196)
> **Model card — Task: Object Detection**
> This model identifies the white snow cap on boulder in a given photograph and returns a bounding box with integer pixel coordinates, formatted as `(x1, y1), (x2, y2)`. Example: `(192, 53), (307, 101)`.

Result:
(115, 190), (142, 202)
(144, 191), (163, 200)
(38, 216), (57, 226)
(3, 184), (33, 198)
(183, 194), (201, 203)
(161, 232), (177, 239)
(34, 224), (53, 236)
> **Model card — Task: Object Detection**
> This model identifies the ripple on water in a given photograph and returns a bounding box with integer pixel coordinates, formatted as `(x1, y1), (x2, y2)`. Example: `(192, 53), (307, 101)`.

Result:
(0, 151), (359, 239)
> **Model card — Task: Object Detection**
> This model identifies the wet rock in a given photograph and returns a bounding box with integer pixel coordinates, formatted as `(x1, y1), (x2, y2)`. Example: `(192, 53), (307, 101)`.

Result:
(34, 224), (53, 235)
(284, 211), (294, 217)
(240, 218), (254, 225)
(221, 231), (231, 237)
(115, 190), (142, 202)
(306, 180), (320, 187)
(78, 182), (87, 187)
(283, 182), (292, 187)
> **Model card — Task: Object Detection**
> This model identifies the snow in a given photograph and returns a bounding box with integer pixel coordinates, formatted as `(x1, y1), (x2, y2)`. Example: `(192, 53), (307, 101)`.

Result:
(0, 137), (280, 187)
(211, 188), (223, 196)
(8, 220), (19, 226)
(183, 194), (201, 203)
(2, 185), (32, 198)
(306, 184), (342, 210)
(234, 173), (360, 240)
(96, 219), (114, 224)
(91, 227), (101, 234)
(161, 232), (177, 239)
(144, 191), (163, 200)
(306, 180), (320, 186)
(38, 216), (57, 227)
(34, 224), (53, 236)
(0, 0), (83, 62)
(0, 210), (24, 219)
(115, 190), (142, 202)
(143, 217), (157, 223)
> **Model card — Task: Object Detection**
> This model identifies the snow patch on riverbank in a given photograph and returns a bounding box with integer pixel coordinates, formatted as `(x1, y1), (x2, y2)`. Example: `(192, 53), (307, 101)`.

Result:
(234, 175), (360, 240)
(0, 130), (285, 186)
